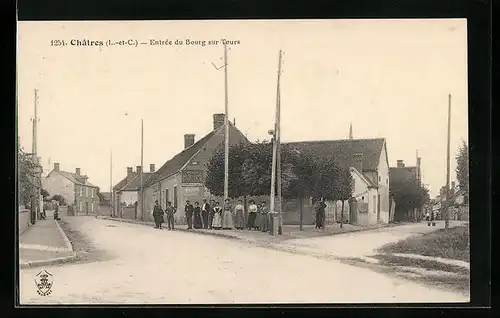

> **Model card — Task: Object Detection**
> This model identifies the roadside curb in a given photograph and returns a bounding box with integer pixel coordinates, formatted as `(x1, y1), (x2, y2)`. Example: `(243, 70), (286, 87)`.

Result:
(20, 253), (78, 269)
(55, 219), (74, 253)
(100, 216), (246, 241)
(98, 216), (398, 243)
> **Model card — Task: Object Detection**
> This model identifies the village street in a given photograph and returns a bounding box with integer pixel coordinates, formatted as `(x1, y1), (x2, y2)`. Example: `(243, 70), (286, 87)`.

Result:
(20, 216), (468, 304)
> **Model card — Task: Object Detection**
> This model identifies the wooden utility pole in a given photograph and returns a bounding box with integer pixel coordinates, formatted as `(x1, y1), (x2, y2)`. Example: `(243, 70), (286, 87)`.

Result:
(444, 94), (451, 229)
(140, 119), (144, 220)
(224, 43), (229, 201)
(276, 50), (283, 235)
(110, 149), (113, 217)
(31, 89), (40, 223)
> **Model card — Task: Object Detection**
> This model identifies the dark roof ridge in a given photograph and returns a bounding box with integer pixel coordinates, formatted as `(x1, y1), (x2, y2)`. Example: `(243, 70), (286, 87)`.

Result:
(286, 137), (386, 144)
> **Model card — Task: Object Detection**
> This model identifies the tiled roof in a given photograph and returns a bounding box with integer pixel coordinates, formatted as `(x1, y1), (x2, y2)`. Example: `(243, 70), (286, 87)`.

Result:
(389, 166), (417, 184)
(120, 173), (155, 191)
(113, 176), (129, 191)
(286, 138), (386, 171)
(57, 171), (98, 188)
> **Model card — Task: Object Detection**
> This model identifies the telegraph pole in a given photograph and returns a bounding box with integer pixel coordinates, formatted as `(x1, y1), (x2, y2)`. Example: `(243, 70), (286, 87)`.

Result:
(110, 149), (113, 217)
(276, 50), (283, 235)
(31, 89), (40, 223)
(140, 119), (144, 220)
(444, 94), (452, 229)
(224, 43), (229, 201)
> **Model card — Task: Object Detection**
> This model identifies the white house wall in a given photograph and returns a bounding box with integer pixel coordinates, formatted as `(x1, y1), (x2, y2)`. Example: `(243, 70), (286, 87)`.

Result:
(42, 172), (75, 205)
(377, 143), (391, 220)
(120, 191), (138, 206)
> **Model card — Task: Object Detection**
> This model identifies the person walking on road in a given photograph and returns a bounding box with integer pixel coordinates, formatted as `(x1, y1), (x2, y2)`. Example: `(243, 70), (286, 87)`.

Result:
(165, 201), (176, 230)
(211, 201), (222, 229)
(201, 199), (210, 229)
(193, 202), (203, 229)
(184, 200), (194, 229)
(247, 200), (258, 230)
(152, 200), (164, 229)
(234, 199), (245, 230)
(222, 198), (234, 230)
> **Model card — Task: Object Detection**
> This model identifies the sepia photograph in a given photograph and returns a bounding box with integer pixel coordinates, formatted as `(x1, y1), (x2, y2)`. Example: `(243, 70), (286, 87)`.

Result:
(17, 19), (469, 304)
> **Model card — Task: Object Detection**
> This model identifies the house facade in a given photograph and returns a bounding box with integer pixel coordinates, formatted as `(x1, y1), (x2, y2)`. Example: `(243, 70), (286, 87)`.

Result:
(286, 137), (391, 226)
(43, 163), (100, 215)
(113, 165), (155, 219)
(139, 113), (250, 223)
(389, 158), (423, 221)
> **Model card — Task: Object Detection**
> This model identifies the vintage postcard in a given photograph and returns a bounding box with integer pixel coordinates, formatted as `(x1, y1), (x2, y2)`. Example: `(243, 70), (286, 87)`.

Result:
(17, 19), (469, 304)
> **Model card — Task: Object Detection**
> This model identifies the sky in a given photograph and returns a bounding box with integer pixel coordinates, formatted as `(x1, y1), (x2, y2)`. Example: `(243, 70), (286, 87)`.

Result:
(17, 19), (468, 197)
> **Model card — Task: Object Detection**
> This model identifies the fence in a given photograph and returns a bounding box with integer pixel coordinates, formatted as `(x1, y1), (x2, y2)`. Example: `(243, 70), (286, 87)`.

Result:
(19, 208), (31, 235)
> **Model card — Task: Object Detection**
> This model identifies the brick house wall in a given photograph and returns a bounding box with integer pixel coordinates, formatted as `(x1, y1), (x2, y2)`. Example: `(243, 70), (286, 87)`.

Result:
(74, 184), (100, 215)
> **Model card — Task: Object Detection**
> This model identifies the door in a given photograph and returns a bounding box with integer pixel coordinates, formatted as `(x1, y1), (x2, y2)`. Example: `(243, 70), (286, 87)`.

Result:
(165, 189), (169, 206)
(85, 202), (89, 215)
(173, 187), (178, 209)
(377, 194), (381, 221)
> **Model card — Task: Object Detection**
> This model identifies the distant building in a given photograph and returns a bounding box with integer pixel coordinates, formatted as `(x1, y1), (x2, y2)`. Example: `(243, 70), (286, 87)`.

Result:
(286, 137), (391, 225)
(113, 165), (156, 219)
(389, 158), (423, 221)
(43, 163), (100, 215)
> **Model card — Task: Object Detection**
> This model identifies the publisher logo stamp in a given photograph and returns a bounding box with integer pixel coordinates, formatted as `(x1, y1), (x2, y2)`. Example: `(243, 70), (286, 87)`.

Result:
(34, 269), (53, 296)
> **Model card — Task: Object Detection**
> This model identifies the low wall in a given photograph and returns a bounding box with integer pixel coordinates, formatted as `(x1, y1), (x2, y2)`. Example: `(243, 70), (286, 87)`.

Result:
(19, 209), (31, 235)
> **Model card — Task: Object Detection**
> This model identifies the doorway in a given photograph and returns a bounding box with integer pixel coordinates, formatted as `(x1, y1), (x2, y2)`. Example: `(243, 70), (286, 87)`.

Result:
(85, 202), (89, 216)
(377, 194), (381, 222)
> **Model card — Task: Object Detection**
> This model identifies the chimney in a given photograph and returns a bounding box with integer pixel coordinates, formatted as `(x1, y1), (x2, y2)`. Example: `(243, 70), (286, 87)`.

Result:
(54, 162), (60, 172)
(352, 153), (364, 173)
(75, 168), (81, 176)
(150, 164), (155, 172)
(397, 160), (405, 168)
(127, 167), (133, 178)
(184, 134), (195, 149)
(213, 113), (225, 131)
(136, 166), (142, 174)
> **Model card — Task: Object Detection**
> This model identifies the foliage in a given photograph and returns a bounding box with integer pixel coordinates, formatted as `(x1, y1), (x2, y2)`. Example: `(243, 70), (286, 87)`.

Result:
(51, 194), (66, 206)
(455, 140), (469, 194)
(391, 177), (430, 211)
(41, 189), (50, 198)
(18, 142), (42, 207)
(205, 141), (354, 202)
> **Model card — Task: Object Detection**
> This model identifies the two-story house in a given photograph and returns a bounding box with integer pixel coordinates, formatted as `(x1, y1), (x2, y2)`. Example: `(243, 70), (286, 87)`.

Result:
(43, 163), (100, 215)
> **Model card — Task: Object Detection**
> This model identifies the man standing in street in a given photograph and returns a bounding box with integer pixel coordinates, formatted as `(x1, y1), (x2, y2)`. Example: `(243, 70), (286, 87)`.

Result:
(165, 201), (176, 230)
(184, 200), (194, 229)
(153, 200), (164, 229)
(201, 199), (210, 229)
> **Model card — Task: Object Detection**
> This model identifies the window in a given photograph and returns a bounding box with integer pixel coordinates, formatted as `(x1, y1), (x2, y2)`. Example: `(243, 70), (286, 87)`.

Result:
(79, 202), (83, 211)
(92, 188), (94, 198)
(379, 176), (381, 182)
(90, 202), (93, 212)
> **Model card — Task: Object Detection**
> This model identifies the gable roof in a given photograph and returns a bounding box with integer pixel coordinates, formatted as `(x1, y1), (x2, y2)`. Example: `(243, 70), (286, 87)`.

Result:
(389, 166), (418, 183)
(120, 173), (155, 191)
(145, 123), (249, 186)
(349, 167), (378, 188)
(56, 170), (98, 188)
(146, 131), (216, 186)
(286, 138), (386, 171)
(113, 176), (130, 191)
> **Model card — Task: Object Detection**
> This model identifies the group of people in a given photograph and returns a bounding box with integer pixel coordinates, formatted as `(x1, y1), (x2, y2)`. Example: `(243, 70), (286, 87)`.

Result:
(185, 199), (271, 231)
(152, 200), (176, 230)
(151, 198), (272, 232)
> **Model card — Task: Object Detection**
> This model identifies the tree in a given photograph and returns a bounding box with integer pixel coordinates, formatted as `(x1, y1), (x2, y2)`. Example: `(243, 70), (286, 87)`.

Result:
(51, 194), (66, 206)
(455, 140), (469, 194)
(282, 148), (316, 230)
(334, 166), (353, 228)
(18, 142), (41, 207)
(391, 178), (430, 220)
(41, 189), (50, 199)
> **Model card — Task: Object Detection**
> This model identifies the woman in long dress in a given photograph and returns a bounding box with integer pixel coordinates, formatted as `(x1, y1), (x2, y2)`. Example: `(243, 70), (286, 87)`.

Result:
(193, 201), (203, 229)
(211, 202), (222, 229)
(234, 199), (245, 230)
(222, 199), (234, 230)
(259, 201), (270, 232)
(247, 200), (258, 230)
(254, 203), (262, 230)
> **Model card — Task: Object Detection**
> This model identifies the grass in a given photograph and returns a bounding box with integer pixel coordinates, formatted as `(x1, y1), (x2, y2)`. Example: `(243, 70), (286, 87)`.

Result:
(372, 254), (469, 275)
(378, 225), (470, 262)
